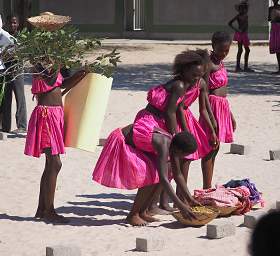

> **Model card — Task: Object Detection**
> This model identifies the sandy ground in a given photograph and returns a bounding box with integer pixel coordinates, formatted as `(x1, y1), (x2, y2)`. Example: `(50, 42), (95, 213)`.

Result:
(0, 44), (280, 256)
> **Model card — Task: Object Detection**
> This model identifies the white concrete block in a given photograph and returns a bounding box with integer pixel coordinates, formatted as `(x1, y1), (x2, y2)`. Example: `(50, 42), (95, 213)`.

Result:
(98, 138), (107, 146)
(243, 211), (266, 229)
(269, 150), (280, 160)
(230, 144), (250, 155)
(136, 237), (165, 252)
(46, 245), (81, 256)
(0, 132), (7, 141)
(206, 220), (236, 239)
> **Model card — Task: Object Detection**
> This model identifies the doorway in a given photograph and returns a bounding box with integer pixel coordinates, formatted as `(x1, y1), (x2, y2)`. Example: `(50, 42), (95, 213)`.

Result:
(125, 0), (145, 31)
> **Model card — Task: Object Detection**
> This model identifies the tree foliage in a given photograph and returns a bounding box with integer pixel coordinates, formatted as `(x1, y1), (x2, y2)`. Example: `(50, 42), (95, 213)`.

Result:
(0, 26), (121, 80)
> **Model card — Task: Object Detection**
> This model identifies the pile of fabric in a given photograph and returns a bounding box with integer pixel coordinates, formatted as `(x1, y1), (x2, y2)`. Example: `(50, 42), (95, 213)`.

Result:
(194, 178), (264, 215)
(224, 178), (264, 207)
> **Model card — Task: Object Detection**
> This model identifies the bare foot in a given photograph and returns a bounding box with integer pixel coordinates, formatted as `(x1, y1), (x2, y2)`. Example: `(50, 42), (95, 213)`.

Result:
(148, 206), (171, 216)
(160, 204), (178, 212)
(43, 212), (70, 224)
(243, 67), (255, 73)
(34, 209), (44, 219)
(140, 211), (159, 222)
(126, 213), (147, 226)
(235, 67), (243, 72)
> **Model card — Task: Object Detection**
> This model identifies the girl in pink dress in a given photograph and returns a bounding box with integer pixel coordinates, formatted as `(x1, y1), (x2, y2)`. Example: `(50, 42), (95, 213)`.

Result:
(177, 50), (218, 193)
(93, 50), (205, 226)
(25, 65), (86, 223)
(199, 31), (236, 188)
(269, 0), (280, 74)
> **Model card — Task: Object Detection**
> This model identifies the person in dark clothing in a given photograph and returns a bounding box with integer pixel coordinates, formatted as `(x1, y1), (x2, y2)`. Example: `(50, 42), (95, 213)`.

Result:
(1, 14), (27, 134)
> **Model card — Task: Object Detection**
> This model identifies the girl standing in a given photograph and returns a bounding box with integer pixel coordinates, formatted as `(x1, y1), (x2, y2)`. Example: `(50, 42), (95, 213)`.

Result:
(228, 1), (254, 72)
(177, 49), (218, 191)
(269, 0), (280, 74)
(25, 66), (86, 223)
(199, 31), (236, 189)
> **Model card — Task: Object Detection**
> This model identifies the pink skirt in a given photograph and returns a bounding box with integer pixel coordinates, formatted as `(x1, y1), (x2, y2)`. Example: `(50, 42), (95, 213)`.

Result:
(199, 95), (233, 143)
(178, 108), (212, 160)
(24, 105), (65, 158)
(270, 23), (280, 54)
(133, 109), (167, 153)
(92, 128), (161, 190)
(233, 32), (250, 47)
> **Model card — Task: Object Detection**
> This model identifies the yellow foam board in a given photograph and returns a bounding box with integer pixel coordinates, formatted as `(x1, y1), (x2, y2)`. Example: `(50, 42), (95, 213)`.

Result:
(64, 73), (113, 152)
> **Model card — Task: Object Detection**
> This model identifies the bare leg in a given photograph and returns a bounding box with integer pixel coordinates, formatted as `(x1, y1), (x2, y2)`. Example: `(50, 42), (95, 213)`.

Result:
(159, 190), (177, 212)
(244, 47), (254, 72)
(127, 184), (158, 226)
(39, 149), (68, 223)
(139, 184), (160, 222)
(201, 147), (219, 189)
(235, 43), (243, 72)
(148, 184), (171, 215)
(35, 157), (48, 218)
(244, 46), (250, 69)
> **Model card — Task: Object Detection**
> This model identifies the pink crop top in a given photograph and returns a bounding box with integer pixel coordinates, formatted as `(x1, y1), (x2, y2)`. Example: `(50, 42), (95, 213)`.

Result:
(208, 62), (228, 90)
(147, 84), (184, 112)
(31, 72), (64, 95)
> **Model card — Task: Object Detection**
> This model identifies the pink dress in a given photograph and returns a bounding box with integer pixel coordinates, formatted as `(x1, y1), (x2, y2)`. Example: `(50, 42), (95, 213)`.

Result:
(233, 32), (250, 47)
(178, 81), (212, 160)
(24, 73), (65, 157)
(199, 62), (234, 143)
(92, 128), (172, 190)
(93, 84), (181, 190)
(133, 84), (184, 152)
(270, 23), (280, 54)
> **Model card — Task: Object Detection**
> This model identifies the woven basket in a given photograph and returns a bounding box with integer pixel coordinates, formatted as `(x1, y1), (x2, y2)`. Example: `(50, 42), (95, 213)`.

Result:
(27, 14), (71, 31)
(214, 206), (237, 217)
(172, 206), (220, 227)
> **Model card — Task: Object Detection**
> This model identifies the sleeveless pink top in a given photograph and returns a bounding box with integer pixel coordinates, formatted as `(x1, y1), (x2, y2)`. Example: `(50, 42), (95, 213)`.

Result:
(184, 81), (200, 108)
(31, 72), (63, 95)
(208, 62), (228, 90)
(147, 84), (184, 112)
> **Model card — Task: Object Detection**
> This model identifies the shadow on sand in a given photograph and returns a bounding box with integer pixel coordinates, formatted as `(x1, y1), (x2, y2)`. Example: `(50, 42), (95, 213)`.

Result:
(112, 62), (280, 96)
(0, 193), (135, 227)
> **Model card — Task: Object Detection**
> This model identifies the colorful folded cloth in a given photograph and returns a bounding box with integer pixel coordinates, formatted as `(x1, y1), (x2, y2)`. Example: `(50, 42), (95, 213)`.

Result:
(194, 185), (252, 215)
(228, 186), (252, 215)
(194, 186), (239, 207)
(224, 178), (264, 207)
